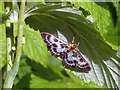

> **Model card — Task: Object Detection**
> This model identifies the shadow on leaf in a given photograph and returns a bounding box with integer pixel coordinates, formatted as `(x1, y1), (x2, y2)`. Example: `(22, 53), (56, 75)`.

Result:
(26, 59), (62, 81)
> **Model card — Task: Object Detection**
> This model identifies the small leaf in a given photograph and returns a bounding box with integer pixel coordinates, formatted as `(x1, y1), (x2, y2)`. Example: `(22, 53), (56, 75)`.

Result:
(0, 23), (6, 69)
(23, 25), (49, 67)
(71, 1), (110, 36)
(30, 73), (104, 88)
(0, 2), (7, 69)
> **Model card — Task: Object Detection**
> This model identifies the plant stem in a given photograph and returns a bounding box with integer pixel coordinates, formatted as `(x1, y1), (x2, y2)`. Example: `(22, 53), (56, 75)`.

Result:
(3, 0), (25, 89)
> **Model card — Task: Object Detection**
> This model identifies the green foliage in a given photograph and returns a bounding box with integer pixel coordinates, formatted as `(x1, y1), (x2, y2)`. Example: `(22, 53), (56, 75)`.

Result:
(23, 3), (119, 88)
(14, 55), (105, 88)
(0, 2), (6, 69)
(23, 25), (49, 67)
(71, 1), (119, 49)
(105, 2), (119, 49)
(1, 1), (119, 89)
(71, 2), (110, 36)
(0, 23), (6, 69)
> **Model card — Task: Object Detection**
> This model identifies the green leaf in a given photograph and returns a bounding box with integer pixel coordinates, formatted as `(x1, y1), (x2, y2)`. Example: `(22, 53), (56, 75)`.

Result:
(105, 25), (119, 49)
(15, 55), (104, 88)
(70, 1), (110, 36)
(30, 73), (104, 88)
(23, 25), (49, 67)
(14, 52), (105, 88)
(25, 1), (45, 12)
(71, 1), (119, 49)
(0, 23), (6, 69)
(0, 2), (6, 69)
(105, 2), (119, 48)
(24, 4), (119, 88)
(13, 56), (32, 88)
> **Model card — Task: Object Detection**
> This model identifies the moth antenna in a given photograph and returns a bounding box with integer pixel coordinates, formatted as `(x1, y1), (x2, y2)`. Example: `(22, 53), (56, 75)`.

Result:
(72, 37), (75, 43)
(77, 42), (80, 47)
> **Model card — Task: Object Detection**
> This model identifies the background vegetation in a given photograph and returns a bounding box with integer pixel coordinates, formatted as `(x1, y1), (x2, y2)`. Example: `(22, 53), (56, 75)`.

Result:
(0, 0), (119, 89)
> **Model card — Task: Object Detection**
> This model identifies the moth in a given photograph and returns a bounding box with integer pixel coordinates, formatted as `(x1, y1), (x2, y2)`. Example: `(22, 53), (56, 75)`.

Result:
(41, 32), (91, 72)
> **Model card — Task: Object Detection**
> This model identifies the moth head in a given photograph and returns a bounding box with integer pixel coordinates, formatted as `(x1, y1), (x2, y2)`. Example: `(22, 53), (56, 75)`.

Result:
(67, 43), (77, 51)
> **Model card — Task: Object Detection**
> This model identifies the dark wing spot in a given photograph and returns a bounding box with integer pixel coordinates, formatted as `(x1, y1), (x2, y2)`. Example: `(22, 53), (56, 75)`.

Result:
(60, 52), (67, 59)
(61, 44), (67, 48)
(79, 57), (84, 62)
(86, 66), (91, 71)
(71, 65), (76, 68)
(41, 32), (47, 39)
(80, 63), (88, 67)
(78, 63), (91, 71)
(47, 35), (51, 41)
(59, 41), (62, 43)
(50, 48), (60, 57)
(72, 51), (77, 57)
(53, 48), (58, 53)
(52, 43), (58, 47)
(67, 60), (73, 64)
(53, 38), (58, 42)
(73, 60), (78, 64)
(47, 45), (51, 49)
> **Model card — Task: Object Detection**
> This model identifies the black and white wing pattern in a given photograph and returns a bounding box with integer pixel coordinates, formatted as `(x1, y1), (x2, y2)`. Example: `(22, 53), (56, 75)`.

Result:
(41, 32), (91, 72)
(41, 32), (68, 58)
(62, 49), (91, 72)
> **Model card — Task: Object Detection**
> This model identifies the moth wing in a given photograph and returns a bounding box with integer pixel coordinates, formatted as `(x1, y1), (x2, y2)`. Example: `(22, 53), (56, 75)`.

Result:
(41, 32), (91, 72)
(63, 49), (91, 72)
(41, 32), (68, 58)
(56, 31), (68, 43)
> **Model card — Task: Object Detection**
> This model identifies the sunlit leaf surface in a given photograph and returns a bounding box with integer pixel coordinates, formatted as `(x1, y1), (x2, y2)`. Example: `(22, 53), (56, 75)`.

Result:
(23, 25), (49, 67)
(71, 1), (119, 49)
(16, 3), (120, 88)
(0, 2), (6, 69)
